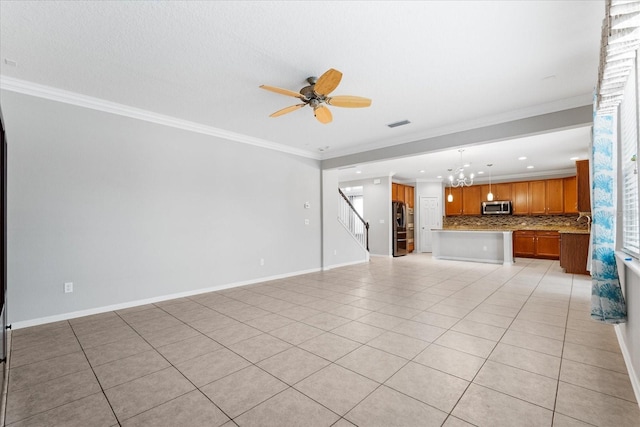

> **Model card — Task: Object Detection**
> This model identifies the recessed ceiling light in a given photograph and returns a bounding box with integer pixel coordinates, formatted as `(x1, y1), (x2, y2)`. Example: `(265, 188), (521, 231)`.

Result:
(436, 175), (442, 179)
(527, 165), (534, 169)
(570, 156), (580, 160)
(518, 156), (527, 160)
(420, 170), (425, 173)
(463, 163), (470, 168)
(355, 170), (362, 174)
(477, 171), (484, 175)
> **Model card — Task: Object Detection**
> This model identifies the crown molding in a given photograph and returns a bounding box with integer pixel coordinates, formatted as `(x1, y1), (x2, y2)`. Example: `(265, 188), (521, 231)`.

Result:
(0, 76), (320, 160)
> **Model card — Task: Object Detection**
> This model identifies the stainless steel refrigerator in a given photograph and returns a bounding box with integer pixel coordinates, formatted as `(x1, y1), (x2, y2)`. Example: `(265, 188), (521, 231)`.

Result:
(392, 201), (407, 257)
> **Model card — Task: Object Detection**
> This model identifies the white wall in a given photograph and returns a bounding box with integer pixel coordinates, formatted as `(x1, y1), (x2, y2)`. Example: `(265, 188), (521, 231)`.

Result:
(2, 91), (322, 325)
(340, 176), (392, 257)
(616, 261), (640, 403)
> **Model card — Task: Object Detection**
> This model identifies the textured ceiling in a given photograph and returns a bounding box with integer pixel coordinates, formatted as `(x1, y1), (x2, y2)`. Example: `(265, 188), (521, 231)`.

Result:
(0, 1), (603, 177)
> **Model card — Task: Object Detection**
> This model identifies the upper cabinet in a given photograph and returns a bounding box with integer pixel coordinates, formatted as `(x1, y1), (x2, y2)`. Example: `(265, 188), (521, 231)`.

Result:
(546, 179), (565, 214)
(529, 180), (547, 214)
(445, 187), (463, 216)
(478, 183), (511, 202)
(576, 160), (591, 212)
(494, 183), (513, 201)
(392, 183), (402, 202)
(528, 179), (564, 215)
(512, 182), (529, 215)
(404, 185), (415, 209)
(563, 176), (578, 214)
(392, 183), (414, 208)
(462, 186), (482, 215)
(446, 177), (575, 216)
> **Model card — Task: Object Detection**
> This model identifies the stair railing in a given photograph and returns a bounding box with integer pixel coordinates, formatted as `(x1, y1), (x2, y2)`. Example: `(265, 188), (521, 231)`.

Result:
(338, 189), (369, 251)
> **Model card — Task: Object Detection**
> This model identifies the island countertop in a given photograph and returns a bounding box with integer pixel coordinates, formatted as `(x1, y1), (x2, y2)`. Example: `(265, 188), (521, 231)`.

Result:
(431, 229), (514, 265)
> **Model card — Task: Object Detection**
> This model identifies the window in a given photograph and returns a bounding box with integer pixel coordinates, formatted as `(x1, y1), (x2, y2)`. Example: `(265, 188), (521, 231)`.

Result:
(621, 56), (640, 256)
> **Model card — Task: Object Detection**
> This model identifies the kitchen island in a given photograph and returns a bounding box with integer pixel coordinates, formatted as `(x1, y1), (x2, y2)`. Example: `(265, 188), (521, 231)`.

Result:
(432, 229), (514, 265)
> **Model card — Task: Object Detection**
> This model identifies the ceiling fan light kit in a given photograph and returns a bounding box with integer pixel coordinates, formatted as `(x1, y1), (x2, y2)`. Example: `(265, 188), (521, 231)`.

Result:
(260, 68), (372, 124)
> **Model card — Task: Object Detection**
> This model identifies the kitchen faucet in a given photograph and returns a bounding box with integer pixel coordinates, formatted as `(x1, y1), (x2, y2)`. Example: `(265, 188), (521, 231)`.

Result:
(577, 212), (592, 232)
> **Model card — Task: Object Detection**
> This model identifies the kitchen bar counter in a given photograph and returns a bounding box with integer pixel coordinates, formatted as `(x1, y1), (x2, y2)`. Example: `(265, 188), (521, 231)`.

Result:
(444, 226), (588, 232)
(432, 229), (514, 266)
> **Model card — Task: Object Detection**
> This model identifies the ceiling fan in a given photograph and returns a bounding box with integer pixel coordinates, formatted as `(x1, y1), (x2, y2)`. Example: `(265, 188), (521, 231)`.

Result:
(259, 68), (372, 124)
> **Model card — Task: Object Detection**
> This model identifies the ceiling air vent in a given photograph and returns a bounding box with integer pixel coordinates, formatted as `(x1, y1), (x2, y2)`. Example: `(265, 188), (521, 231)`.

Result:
(387, 120), (411, 128)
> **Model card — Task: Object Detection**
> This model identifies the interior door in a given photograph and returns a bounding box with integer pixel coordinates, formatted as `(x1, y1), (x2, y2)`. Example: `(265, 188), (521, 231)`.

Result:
(420, 197), (441, 252)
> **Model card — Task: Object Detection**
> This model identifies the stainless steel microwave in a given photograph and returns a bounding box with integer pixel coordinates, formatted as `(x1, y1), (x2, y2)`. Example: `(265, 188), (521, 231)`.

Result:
(482, 201), (512, 215)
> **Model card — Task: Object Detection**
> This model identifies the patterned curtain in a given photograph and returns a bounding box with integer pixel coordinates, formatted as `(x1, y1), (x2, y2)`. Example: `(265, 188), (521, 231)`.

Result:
(591, 111), (627, 324)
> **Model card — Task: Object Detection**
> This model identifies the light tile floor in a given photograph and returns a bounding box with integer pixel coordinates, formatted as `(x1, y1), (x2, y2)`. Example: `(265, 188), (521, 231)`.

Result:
(3, 254), (640, 426)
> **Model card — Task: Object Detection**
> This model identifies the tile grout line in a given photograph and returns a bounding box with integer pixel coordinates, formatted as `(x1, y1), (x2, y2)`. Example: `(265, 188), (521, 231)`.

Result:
(444, 259), (558, 424)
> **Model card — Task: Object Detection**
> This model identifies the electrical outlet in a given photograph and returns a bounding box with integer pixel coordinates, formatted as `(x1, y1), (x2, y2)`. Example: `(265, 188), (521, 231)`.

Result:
(305, 219), (310, 225)
(64, 282), (73, 293)
(260, 258), (264, 266)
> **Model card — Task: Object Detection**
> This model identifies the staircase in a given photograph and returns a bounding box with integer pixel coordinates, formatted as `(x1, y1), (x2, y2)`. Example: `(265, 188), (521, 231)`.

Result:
(338, 189), (369, 251)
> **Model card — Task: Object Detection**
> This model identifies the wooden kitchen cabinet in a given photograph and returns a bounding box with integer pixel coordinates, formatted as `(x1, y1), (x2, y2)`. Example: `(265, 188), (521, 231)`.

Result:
(560, 232), (590, 274)
(546, 179), (564, 214)
(462, 186), (482, 215)
(512, 182), (529, 215)
(529, 181), (547, 214)
(404, 185), (414, 208)
(479, 183), (511, 201)
(536, 231), (561, 258)
(528, 179), (564, 215)
(513, 230), (560, 260)
(445, 187), (463, 216)
(513, 231), (536, 257)
(392, 183), (402, 202)
(494, 183), (512, 201)
(392, 183), (414, 207)
(576, 160), (591, 212)
(563, 176), (578, 214)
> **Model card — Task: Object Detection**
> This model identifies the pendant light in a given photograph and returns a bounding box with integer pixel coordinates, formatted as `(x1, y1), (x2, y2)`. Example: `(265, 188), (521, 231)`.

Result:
(487, 164), (494, 201)
(447, 185), (453, 203)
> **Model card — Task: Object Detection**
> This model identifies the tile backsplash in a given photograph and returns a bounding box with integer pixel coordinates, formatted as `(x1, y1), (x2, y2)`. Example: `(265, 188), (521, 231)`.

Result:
(443, 214), (589, 231)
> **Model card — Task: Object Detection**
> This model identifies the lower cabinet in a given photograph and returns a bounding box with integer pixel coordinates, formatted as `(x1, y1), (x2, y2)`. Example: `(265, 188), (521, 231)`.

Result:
(513, 231), (536, 257)
(560, 232), (590, 275)
(513, 230), (560, 260)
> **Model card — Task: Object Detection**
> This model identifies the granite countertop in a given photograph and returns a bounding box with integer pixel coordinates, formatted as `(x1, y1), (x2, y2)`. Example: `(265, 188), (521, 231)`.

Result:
(558, 229), (591, 234)
(443, 226), (589, 233)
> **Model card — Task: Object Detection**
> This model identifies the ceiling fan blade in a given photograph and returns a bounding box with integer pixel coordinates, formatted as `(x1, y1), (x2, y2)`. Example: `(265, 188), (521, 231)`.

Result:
(314, 105), (332, 124)
(313, 68), (342, 96)
(326, 95), (372, 108)
(260, 85), (304, 99)
(270, 103), (306, 117)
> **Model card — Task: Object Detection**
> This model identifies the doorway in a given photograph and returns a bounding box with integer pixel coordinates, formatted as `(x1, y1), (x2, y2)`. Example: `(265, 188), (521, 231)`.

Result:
(420, 196), (441, 252)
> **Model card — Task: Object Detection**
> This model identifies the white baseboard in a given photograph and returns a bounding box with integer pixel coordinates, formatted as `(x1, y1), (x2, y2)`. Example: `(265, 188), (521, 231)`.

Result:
(322, 258), (369, 271)
(11, 267), (321, 330)
(615, 325), (640, 409)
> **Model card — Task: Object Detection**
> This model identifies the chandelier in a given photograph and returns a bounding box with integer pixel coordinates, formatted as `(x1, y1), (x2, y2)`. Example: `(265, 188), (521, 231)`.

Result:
(448, 149), (474, 187)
